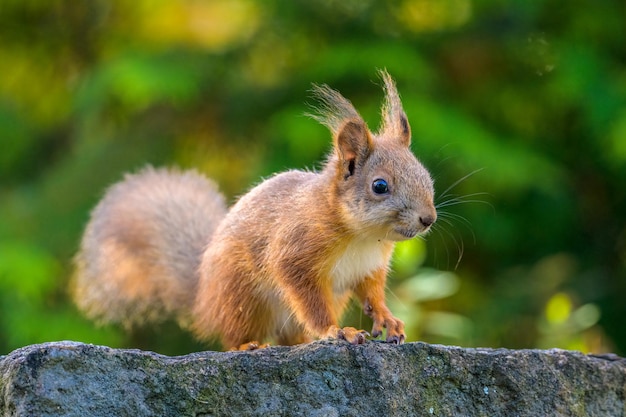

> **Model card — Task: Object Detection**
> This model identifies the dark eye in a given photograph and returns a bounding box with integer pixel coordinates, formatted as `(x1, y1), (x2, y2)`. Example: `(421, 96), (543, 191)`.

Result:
(372, 179), (389, 194)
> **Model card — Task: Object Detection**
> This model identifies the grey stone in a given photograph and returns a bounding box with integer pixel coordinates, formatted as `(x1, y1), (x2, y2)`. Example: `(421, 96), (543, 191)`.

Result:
(1, 340), (625, 416)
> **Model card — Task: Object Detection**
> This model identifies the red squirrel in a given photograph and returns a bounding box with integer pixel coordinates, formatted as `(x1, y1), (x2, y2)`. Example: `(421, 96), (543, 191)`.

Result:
(73, 70), (437, 350)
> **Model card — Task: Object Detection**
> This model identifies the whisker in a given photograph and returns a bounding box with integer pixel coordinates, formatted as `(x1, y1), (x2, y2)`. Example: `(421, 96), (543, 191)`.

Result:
(439, 211), (476, 245)
(425, 168), (489, 270)
(386, 285), (408, 311)
(434, 215), (455, 227)
(437, 210), (473, 226)
(432, 222), (465, 270)
(432, 223), (453, 269)
(436, 168), (485, 201)
(279, 310), (297, 334)
(414, 233), (426, 242)
(436, 191), (492, 205)
(436, 197), (494, 211)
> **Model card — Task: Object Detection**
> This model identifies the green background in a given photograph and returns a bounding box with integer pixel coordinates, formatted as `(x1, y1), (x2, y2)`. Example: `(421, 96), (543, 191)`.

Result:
(1, 0), (624, 355)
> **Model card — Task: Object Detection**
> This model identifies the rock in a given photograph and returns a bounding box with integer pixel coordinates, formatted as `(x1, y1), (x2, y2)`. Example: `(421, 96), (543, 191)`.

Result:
(1, 340), (625, 416)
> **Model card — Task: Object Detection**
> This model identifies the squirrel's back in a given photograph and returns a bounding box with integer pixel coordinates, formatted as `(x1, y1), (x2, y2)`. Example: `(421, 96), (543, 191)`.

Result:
(73, 166), (227, 328)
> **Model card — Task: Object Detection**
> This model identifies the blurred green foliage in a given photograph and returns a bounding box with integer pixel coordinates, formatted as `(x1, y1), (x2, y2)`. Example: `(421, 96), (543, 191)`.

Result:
(1, 0), (624, 355)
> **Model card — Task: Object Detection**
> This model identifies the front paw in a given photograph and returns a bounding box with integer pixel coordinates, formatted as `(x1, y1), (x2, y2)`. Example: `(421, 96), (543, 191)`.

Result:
(371, 315), (405, 344)
(230, 341), (271, 351)
(326, 325), (369, 345)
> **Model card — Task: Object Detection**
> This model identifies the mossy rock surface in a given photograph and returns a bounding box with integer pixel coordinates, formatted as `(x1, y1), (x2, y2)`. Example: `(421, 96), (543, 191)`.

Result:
(1, 340), (625, 416)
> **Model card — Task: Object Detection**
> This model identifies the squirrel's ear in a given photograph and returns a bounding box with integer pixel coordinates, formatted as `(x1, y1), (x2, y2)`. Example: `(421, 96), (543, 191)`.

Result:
(335, 118), (372, 175)
(308, 83), (372, 176)
(379, 69), (411, 147)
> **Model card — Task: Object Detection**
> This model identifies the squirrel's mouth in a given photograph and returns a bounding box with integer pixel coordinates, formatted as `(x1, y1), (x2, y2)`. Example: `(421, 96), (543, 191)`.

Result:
(392, 227), (418, 240)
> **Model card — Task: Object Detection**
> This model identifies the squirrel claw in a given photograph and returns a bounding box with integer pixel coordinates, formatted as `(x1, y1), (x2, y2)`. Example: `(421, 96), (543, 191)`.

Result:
(328, 325), (369, 345)
(369, 313), (406, 344)
(231, 341), (271, 351)
(386, 334), (405, 345)
(355, 330), (370, 344)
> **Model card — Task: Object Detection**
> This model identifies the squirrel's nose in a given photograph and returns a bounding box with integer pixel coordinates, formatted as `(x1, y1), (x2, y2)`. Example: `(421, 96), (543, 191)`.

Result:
(419, 214), (436, 228)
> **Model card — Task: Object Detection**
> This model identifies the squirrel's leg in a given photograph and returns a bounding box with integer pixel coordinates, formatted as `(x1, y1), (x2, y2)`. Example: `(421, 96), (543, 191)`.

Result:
(219, 302), (273, 350)
(194, 263), (274, 350)
(355, 268), (405, 344)
(278, 269), (368, 345)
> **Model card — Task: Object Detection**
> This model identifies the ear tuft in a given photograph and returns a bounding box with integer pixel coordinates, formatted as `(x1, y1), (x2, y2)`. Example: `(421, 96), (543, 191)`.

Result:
(308, 83), (361, 136)
(379, 69), (411, 147)
(308, 83), (373, 178)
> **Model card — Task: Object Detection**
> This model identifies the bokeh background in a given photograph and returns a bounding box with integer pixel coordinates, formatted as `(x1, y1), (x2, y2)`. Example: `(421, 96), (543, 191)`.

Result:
(1, 0), (624, 356)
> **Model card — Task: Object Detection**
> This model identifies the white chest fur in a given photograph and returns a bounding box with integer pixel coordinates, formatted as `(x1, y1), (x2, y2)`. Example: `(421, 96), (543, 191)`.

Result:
(331, 238), (390, 294)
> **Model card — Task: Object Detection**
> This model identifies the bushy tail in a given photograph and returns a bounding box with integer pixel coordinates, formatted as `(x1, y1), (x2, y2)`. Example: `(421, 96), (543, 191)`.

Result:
(72, 166), (227, 329)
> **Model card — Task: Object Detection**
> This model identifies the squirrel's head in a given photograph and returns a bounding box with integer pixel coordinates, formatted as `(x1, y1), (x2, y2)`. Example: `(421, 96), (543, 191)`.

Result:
(312, 70), (436, 241)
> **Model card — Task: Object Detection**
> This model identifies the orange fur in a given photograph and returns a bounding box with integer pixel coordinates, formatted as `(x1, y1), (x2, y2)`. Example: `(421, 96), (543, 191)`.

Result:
(73, 70), (436, 350)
